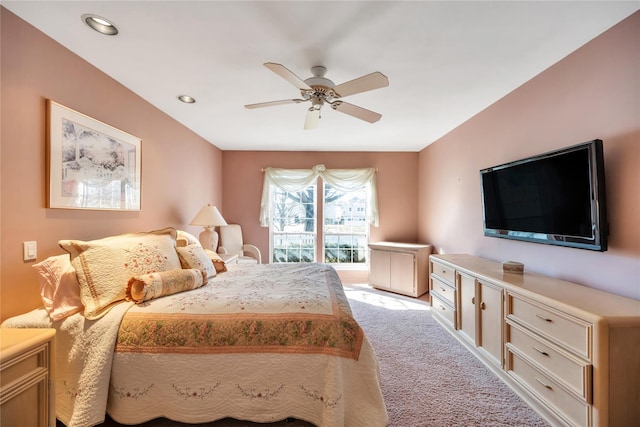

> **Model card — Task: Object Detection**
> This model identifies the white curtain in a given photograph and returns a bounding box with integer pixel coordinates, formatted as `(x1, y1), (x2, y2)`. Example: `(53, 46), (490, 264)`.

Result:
(260, 164), (379, 227)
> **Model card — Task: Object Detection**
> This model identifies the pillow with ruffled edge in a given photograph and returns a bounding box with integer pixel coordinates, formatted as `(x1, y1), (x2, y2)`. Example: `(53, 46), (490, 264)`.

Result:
(126, 268), (206, 303)
(33, 254), (84, 321)
(59, 227), (181, 319)
(205, 249), (227, 273)
(176, 244), (216, 281)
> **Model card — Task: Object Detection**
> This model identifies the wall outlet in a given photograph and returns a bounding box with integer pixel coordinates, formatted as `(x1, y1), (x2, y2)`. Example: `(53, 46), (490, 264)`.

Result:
(23, 241), (37, 261)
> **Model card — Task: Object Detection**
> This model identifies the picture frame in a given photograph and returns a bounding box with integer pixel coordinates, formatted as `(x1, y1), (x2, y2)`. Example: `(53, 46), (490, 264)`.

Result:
(47, 100), (142, 211)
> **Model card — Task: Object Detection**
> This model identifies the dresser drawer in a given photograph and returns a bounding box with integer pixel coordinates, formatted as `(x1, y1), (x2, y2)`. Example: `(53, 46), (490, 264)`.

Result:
(507, 292), (592, 359)
(431, 260), (455, 284)
(507, 350), (590, 427)
(506, 320), (591, 402)
(0, 344), (48, 388)
(431, 276), (455, 306)
(431, 294), (456, 329)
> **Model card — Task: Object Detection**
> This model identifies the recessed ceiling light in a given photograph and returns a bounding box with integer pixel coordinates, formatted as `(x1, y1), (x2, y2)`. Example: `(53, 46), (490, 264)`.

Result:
(177, 95), (196, 104)
(82, 14), (118, 35)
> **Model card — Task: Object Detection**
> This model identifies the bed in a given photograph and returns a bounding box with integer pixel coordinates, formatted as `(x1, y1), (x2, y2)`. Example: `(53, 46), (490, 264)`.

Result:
(2, 229), (388, 427)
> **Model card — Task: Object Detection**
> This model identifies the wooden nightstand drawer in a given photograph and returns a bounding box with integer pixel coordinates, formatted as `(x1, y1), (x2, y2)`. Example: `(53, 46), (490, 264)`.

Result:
(507, 292), (592, 359)
(1, 328), (55, 427)
(507, 349), (590, 427)
(506, 320), (592, 402)
(430, 260), (455, 284)
(431, 276), (455, 306)
(0, 344), (48, 387)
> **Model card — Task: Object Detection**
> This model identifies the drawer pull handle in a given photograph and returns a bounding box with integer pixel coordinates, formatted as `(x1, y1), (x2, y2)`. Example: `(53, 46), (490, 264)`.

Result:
(480, 302), (486, 310)
(440, 287), (446, 292)
(535, 314), (553, 322)
(440, 305), (446, 311)
(535, 378), (553, 390)
(471, 297), (475, 305)
(441, 270), (446, 274)
(532, 346), (550, 357)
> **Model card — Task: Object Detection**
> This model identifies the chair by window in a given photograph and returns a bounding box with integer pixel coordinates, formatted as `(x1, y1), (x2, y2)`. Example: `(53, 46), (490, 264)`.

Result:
(218, 224), (262, 264)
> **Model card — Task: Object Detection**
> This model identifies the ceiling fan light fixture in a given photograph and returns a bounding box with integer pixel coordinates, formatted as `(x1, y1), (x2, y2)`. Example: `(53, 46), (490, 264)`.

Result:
(310, 96), (324, 110)
(82, 14), (118, 35)
(177, 94), (196, 104)
(304, 108), (321, 130)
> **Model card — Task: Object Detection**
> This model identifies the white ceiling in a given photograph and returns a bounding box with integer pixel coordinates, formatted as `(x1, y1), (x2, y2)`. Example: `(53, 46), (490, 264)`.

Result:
(3, 1), (638, 152)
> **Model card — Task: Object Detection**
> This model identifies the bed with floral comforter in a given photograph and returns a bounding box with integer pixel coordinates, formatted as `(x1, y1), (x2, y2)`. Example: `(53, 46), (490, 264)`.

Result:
(4, 262), (388, 427)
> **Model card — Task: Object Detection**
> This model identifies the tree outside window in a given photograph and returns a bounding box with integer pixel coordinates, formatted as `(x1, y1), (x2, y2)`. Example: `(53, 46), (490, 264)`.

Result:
(270, 182), (368, 265)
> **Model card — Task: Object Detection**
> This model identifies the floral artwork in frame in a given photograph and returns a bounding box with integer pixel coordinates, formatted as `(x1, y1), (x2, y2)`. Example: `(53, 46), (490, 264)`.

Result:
(47, 100), (142, 211)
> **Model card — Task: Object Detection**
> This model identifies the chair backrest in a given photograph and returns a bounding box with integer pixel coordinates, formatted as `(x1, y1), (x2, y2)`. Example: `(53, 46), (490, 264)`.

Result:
(218, 224), (244, 257)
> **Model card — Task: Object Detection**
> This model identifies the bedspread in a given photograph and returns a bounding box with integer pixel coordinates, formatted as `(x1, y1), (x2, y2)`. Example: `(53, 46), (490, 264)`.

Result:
(116, 263), (363, 359)
(108, 264), (387, 426)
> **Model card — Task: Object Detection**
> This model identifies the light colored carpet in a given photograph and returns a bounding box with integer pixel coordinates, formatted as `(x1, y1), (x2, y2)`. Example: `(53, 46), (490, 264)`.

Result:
(85, 285), (549, 427)
(345, 285), (549, 427)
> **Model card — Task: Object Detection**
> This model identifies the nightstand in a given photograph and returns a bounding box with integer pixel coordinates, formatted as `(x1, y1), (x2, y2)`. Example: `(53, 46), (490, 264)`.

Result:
(1, 328), (56, 427)
(218, 253), (239, 264)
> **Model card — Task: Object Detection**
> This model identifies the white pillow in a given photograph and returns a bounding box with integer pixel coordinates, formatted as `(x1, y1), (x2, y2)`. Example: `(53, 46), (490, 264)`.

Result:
(59, 228), (181, 319)
(176, 244), (216, 281)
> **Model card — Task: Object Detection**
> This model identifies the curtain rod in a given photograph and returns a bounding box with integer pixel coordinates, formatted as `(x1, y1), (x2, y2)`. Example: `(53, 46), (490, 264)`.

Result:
(261, 168), (378, 172)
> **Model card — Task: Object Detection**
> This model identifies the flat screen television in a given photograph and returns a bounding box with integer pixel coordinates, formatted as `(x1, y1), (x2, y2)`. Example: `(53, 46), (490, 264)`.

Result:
(480, 139), (608, 251)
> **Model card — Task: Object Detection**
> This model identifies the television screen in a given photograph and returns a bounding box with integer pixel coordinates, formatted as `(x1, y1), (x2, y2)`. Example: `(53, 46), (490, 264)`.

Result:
(480, 139), (608, 251)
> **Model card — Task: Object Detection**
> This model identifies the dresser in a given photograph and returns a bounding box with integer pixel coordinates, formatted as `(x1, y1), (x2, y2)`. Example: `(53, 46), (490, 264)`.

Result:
(429, 254), (640, 427)
(0, 328), (56, 427)
(368, 242), (432, 297)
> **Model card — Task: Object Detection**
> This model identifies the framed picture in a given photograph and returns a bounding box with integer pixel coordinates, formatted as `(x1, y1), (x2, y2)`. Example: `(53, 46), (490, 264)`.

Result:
(47, 100), (142, 210)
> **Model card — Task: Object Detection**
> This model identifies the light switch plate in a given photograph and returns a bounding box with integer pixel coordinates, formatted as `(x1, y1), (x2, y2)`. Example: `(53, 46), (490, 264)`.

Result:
(23, 241), (37, 261)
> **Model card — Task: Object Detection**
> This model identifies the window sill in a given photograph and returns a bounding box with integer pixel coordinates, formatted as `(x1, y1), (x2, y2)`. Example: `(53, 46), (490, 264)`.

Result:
(327, 263), (369, 271)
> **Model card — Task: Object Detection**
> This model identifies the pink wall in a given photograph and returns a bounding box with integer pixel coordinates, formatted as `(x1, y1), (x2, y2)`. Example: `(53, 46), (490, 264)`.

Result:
(418, 12), (640, 300)
(221, 151), (420, 282)
(1, 9), (223, 320)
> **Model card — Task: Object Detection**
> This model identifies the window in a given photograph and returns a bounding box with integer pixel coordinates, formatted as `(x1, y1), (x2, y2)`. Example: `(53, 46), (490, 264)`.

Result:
(271, 186), (316, 263)
(261, 164), (378, 266)
(323, 183), (368, 264)
(270, 181), (369, 265)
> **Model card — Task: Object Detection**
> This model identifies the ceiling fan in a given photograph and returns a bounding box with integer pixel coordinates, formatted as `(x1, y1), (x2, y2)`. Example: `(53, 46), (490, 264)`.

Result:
(245, 62), (389, 129)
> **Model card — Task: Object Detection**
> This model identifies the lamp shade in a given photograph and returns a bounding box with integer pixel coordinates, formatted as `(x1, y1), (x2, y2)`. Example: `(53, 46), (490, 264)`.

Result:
(190, 204), (228, 227)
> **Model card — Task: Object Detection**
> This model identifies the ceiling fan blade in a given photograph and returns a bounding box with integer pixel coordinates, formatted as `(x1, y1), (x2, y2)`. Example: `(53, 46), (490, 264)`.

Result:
(244, 99), (305, 109)
(264, 62), (312, 91)
(333, 72), (389, 98)
(332, 101), (382, 123)
(304, 109), (320, 130)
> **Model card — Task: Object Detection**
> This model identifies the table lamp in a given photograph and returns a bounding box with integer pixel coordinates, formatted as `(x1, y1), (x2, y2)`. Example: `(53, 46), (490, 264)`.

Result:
(189, 204), (228, 251)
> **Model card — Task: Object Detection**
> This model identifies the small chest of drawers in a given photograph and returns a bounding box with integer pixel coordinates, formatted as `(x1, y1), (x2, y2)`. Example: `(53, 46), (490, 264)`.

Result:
(0, 328), (56, 427)
(369, 242), (432, 297)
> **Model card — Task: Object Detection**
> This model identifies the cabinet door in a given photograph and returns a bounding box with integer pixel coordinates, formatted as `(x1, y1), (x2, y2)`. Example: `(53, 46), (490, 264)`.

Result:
(458, 272), (477, 344)
(478, 280), (504, 367)
(390, 252), (415, 295)
(369, 249), (390, 289)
